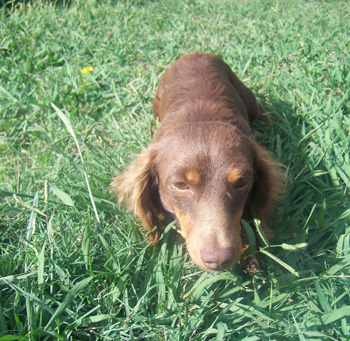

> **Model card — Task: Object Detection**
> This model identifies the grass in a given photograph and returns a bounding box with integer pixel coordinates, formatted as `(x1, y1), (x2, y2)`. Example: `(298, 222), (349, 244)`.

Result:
(0, 0), (349, 339)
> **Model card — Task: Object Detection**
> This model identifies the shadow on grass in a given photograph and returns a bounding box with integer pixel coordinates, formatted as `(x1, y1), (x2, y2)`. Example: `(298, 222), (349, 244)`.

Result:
(253, 95), (349, 284)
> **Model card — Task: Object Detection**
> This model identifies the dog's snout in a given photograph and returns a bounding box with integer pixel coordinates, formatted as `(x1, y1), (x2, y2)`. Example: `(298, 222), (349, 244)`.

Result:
(200, 246), (235, 270)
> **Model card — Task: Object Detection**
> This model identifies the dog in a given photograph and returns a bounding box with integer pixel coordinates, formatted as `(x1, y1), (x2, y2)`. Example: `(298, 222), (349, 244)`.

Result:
(111, 53), (284, 272)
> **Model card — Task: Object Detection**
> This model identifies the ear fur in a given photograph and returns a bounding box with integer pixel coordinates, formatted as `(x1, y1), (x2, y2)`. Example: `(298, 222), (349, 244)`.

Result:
(110, 145), (163, 244)
(251, 141), (285, 230)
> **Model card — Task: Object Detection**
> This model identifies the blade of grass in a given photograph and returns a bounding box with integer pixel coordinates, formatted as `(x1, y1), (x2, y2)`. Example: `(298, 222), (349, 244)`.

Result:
(45, 276), (93, 328)
(37, 241), (46, 287)
(50, 184), (74, 207)
(52, 104), (100, 224)
(260, 249), (300, 277)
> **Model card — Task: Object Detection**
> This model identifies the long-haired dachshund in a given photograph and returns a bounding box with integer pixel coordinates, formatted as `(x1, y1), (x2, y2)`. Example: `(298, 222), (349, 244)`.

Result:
(111, 53), (284, 272)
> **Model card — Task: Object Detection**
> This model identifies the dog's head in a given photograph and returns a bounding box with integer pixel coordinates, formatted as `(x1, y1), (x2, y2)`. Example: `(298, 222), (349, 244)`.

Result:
(112, 123), (283, 271)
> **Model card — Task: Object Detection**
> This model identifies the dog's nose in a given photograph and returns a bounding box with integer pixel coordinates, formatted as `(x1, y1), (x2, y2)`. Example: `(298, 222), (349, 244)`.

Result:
(200, 247), (235, 271)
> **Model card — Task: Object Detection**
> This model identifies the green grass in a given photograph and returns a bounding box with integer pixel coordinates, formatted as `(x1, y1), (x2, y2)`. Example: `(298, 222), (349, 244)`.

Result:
(1, 0), (349, 339)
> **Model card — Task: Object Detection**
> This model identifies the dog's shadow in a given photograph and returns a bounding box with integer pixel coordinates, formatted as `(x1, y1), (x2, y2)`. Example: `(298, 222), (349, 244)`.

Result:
(252, 95), (348, 279)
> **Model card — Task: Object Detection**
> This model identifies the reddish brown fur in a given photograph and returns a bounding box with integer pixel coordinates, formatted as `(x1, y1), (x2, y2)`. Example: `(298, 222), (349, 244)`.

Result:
(111, 53), (284, 272)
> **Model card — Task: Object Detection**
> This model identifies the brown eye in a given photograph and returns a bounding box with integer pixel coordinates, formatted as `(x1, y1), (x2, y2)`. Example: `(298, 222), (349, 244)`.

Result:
(173, 182), (190, 190)
(234, 178), (249, 189)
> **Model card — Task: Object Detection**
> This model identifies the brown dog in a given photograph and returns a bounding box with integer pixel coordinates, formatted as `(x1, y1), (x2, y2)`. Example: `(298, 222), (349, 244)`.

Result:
(111, 53), (284, 272)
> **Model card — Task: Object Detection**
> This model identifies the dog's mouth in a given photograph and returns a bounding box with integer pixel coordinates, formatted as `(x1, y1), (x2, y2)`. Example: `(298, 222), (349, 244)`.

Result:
(166, 207), (245, 271)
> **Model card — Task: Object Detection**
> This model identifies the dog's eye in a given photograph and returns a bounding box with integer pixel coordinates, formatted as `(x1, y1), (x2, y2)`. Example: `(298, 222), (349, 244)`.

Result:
(234, 178), (249, 189)
(173, 182), (190, 190)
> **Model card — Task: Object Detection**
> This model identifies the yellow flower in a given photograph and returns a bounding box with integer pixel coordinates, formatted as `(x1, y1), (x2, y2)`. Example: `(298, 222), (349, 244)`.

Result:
(80, 67), (94, 87)
(81, 66), (94, 74)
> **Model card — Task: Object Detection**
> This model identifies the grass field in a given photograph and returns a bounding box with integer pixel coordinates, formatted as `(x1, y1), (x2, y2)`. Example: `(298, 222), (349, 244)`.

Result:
(1, 0), (350, 339)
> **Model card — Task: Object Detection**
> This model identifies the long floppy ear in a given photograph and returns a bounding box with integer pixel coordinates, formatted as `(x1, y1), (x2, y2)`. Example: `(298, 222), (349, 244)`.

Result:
(110, 145), (164, 244)
(251, 141), (285, 229)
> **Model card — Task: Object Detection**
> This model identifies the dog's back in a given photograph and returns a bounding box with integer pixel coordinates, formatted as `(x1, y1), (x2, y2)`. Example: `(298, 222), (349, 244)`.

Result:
(153, 53), (264, 125)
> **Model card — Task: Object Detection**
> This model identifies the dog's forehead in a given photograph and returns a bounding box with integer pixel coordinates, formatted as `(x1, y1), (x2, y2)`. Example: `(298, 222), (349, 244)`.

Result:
(157, 123), (253, 170)
(168, 122), (249, 149)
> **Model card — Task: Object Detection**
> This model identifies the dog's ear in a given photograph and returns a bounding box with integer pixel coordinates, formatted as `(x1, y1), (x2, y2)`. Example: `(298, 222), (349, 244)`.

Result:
(111, 145), (164, 244)
(251, 141), (285, 228)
